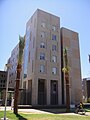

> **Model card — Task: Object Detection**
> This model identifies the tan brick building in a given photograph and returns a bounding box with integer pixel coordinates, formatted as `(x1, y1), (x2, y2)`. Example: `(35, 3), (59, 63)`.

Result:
(61, 28), (82, 105)
(20, 9), (82, 106)
(7, 9), (82, 106)
(21, 9), (61, 106)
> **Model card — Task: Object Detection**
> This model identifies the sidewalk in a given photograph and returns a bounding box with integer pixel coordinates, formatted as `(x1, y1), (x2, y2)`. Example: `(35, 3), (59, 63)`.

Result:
(0, 106), (90, 116)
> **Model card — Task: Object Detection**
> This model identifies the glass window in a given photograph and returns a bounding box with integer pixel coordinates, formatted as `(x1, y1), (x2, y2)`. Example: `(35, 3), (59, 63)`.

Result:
(41, 22), (45, 28)
(52, 56), (57, 62)
(40, 42), (45, 48)
(41, 32), (45, 38)
(40, 53), (45, 60)
(52, 34), (56, 41)
(30, 31), (32, 41)
(52, 67), (57, 74)
(52, 45), (57, 51)
(40, 65), (45, 73)
(52, 25), (56, 31)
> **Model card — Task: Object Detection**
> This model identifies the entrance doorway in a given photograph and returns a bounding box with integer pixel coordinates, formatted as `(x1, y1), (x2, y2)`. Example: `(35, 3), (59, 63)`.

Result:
(38, 79), (46, 105)
(51, 80), (58, 105)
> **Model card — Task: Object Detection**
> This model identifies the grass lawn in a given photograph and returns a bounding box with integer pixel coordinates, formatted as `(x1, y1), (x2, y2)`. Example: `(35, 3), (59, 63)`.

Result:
(0, 111), (90, 120)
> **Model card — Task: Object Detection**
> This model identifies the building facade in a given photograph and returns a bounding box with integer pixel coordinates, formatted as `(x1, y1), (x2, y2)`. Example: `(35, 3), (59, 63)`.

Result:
(21, 9), (61, 106)
(0, 70), (7, 89)
(61, 28), (82, 104)
(0, 70), (7, 105)
(82, 78), (90, 102)
(7, 9), (82, 106)
(8, 44), (19, 88)
(20, 9), (82, 106)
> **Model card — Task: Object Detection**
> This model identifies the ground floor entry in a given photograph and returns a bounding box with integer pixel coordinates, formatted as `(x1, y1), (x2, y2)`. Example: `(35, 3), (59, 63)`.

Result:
(21, 79), (59, 106)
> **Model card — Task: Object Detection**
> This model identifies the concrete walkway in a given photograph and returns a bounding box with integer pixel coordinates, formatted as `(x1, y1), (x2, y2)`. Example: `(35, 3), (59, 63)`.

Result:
(0, 106), (90, 116)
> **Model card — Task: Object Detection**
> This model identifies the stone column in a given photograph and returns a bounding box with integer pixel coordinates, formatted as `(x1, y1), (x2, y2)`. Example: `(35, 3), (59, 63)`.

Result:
(47, 79), (50, 105)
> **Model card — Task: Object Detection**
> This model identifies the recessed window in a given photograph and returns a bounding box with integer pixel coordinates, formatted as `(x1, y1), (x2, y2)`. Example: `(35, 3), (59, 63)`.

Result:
(52, 56), (57, 62)
(52, 34), (56, 41)
(30, 31), (32, 41)
(52, 67), (57, 74)
(41, 22), (45, 28)
(52, 45), (57, 51)
(40, 42), (45, 48)
(41, 32), (45, 38)
(40, 53), (45, 60)
(40, 65), (45, 73)
(52, 25), (56, 31)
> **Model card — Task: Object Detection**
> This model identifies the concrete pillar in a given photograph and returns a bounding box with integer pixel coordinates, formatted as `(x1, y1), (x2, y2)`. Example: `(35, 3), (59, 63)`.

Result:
(32, 77), (38, 106)
(58, 80), (62, 105)
(47, 79), (50, 105)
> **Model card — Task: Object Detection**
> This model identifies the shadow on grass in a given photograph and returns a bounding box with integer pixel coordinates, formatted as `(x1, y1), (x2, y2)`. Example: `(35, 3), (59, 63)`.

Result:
(35, 108), (67, 114)
(15, 113), (27, 120)
(34, 108), (76, 114)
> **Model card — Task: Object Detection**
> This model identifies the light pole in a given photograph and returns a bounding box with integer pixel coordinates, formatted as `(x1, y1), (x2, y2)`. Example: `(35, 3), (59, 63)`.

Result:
(62, 48), (70, 112)
(1, 64), (11, 120)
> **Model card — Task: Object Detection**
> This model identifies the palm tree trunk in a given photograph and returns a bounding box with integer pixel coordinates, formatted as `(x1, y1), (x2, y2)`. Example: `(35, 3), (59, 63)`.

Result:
(14, 63), (21, 114)
(65, 72), (70, 112)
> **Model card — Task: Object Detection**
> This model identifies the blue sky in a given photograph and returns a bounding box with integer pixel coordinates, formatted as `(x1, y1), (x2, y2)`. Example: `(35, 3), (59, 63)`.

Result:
(0, 0), (90, 78)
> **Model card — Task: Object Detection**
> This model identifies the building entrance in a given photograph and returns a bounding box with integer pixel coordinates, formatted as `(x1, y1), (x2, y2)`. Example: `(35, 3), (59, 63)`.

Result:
(38, 79), (46, 105)
(51, 80), (58, 105)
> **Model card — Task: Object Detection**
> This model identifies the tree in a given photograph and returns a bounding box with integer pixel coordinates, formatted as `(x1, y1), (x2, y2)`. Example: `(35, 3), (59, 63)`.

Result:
(62, 48), (70, 112)
(14, 35), (25, 114)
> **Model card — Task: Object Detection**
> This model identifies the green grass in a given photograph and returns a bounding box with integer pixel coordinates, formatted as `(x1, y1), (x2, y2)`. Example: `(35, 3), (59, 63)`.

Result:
(0, 111), (90, 120)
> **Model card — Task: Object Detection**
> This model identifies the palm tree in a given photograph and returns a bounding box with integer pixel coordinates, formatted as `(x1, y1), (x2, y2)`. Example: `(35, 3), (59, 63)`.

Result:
(14, 35), (25, 114)
(62, 48), (70, 112)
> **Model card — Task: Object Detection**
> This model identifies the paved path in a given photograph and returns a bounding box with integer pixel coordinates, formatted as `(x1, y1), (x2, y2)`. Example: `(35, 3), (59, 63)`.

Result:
(0, 106), (90, 116)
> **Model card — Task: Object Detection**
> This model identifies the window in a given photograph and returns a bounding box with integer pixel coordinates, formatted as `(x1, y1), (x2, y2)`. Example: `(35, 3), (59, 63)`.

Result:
(52, 34), (56, 41)
(40, 42), (45, 48)
(40, 53), (45, 60)
(34, 18), (36, 28)
(52, 25), (56, 31)
(30, 31), (32, 41)
(40, 65), (45, 73)
(52, 45), (57, 51)
(28, 51), (30, 63)
(41, 22), (45, 28)
(52, 67), (57, 74)
(52, 56), (57, 62)
(41, 32), (45, 38)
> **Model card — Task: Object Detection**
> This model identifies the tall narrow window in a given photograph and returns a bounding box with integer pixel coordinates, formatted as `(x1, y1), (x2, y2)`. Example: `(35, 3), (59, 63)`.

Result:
(41, 32), (45, 38)
(30, 31), (32, 41)
(40, 53), (45, 60)
(52, 67), (57, 74)
(28, 51), (30, 63)
(52, 25), (56, 31)
(41, 22), (45, 28)
(40, 42), (45, 48)
(52, 56), (57, 62)
(52, 34), (56, 41)
(40, 65), (45, 73)
(32, 60), (33, 72)
(52, 45), (57, 51)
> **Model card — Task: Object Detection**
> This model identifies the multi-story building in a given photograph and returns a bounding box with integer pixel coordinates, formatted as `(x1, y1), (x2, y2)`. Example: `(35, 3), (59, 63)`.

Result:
(82, 78), (90, 102)
(61, 27), (82, 104)
(6, 9), (82, 106)
(8, 44), (19, 88)
(0, 70), (7, 89)
(0, 70), (7, 104)
(20, 9), (82, 106)
(21, 9), (61, 106)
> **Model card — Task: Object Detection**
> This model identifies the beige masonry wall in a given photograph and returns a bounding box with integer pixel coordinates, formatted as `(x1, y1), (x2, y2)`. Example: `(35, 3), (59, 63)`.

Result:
(61, 27), (82, 104)
(22, 9), (62, 106)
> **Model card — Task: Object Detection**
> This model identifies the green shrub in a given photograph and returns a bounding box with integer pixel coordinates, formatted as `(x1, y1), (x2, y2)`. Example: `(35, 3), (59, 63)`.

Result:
(87, 97), (90, 103)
